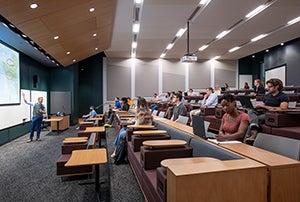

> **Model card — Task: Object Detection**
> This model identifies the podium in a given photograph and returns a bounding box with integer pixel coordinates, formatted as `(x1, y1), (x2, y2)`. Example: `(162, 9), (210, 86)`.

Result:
(50, 115), (70, 131)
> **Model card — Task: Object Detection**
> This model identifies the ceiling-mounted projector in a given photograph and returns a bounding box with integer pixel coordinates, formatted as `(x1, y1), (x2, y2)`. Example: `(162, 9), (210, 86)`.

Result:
(180, 21), (197, 63)
(180, 53), (197, 63)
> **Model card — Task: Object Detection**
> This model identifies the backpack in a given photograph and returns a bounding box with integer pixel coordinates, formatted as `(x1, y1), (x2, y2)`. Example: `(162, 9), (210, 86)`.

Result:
(114, 136), (128, 165)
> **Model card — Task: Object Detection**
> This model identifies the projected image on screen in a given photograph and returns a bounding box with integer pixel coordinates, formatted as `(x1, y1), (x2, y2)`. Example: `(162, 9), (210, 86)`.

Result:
(0, 42), (20, 105)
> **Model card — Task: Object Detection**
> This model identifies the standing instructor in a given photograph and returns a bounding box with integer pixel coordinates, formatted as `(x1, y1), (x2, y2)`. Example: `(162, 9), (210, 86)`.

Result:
(22, 93), (46, 142)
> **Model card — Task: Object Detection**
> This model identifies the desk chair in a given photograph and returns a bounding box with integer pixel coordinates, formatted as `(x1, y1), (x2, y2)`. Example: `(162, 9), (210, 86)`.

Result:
(254, 132), (300, 160)
(176, 115), (189, 125)
(152, 110), (158, 116)
(158, 111), (165, 118)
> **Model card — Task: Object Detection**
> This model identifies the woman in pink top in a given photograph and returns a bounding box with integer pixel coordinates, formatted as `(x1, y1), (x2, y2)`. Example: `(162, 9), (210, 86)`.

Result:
(215, 94), (250, 142)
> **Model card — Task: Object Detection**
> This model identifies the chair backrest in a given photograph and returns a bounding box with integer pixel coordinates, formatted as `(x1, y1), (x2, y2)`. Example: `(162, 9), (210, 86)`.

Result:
(176, 115), (189, 125)
(87, 133), (96, 149)
(152, 110), (158, 116)
(253, 133), (300, 160)
(158, 111), (165, 118)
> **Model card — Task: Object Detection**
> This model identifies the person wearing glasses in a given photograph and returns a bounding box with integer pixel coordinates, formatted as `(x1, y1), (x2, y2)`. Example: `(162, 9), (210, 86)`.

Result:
(245, 78), (289, 144)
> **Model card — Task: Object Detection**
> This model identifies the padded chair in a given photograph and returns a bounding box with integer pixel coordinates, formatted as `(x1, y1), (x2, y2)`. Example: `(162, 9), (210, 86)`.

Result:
(158, 111), (165, 118)
(176, 115), (189, 125)
(253, 133), (300, 160)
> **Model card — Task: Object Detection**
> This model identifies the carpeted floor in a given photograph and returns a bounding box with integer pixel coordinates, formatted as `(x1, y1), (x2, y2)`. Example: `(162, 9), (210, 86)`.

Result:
(0, 125), (144, 202)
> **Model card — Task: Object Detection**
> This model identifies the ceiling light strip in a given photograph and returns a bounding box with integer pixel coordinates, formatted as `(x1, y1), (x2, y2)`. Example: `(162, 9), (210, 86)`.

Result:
(194, 0), (277, 55)
(159, 0), (211, 58)
(131, 1), (143, 58)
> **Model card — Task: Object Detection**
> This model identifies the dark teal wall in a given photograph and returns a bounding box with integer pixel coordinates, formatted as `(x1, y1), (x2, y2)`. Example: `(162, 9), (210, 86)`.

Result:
(0, 53), (49, 145)
(1, 51), (104, 145)
(239, 37), (300, 86)
(264, 38), (300, 86)
(78, 53), (104, 116)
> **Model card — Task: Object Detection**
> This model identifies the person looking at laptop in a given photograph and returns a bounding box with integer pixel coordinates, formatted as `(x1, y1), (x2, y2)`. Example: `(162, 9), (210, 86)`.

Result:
(245, 78), (289, 144)
(189, 87), (218, 125)
(111, 97), (153, 158)
(216, 94), (250, 142)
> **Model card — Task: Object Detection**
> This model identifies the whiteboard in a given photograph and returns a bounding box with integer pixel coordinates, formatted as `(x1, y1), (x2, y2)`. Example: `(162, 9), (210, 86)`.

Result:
(265, 65), (286, 85)
(31, 90), (48, 117)
(239, 75), (252, 89)
(0, 89), (30, 130)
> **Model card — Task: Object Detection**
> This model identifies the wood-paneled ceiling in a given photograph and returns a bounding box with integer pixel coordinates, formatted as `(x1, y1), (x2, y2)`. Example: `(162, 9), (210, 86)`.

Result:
(0, 0), (116, 67)
(1, 0), (300, 68)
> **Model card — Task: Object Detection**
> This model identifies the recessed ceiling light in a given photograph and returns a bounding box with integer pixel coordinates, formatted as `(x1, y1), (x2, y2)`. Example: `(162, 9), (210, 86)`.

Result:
(198, 45), (208, 51)
(66, 52), (70, 55)
(160, 53), (166, 58)
(281, 43), (284, 46)
(135, 0), (143, 4)
(216, 30), (229, 39)
(54, 36), (59, 40)
(95, 47), (98, 50)
(22, 34), (27, 38)
(229, 47), (240, 53)
(251, 34), (267, 42)
(245, 5), (264, 18)
(73, 59), (76, 62)
(176, 28), (186, 37)
(166, 43), (174, 50)
(133, 23), (140, 33)
(252, 55), (255, 58)
(89, 8), (95, 12)
(30, 3), (38, 9)
(266, 49), (269, 52)
(93, 33), (97, 37)
(211, 56), (220, 60)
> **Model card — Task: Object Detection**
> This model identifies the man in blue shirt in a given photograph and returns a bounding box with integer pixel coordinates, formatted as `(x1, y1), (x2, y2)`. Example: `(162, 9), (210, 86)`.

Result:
(189, 87), (218, 125)
(114, 97), (122, 109)
(22, 93), (46, 142)
(83, 106), (97, 122)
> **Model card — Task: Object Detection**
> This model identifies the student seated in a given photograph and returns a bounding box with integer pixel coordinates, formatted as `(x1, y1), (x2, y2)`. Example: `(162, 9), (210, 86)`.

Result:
(245, 78), (288, 144)
(111, 97), (153, 158)
(189, 87), (218, 125)
(215, 94), (250, 142)
(82, 106), (97, 122)
(171, 93), (187, 122)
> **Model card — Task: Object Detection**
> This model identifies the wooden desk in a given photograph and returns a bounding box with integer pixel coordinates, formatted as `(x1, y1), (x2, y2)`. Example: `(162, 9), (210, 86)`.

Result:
(127, 125), (155, 129)
(79, 121), (94, 125)
(84, 127), (106, 147)
(268, 108), (300, 113)
(143, 139), (186, 148)
(89, 117), (103, 126)
(43, 117), (63, 135)
(133, 130), (167, 136)
(221, 143), (300, 202)
(64, 137), (88, 141)
(65, 148), (107, 193)
(63, 139), (87, 144)
(161, 157), (220, 168)
(167, 158), (267, 202)
(50, 115), (69, 131)
(153, 118), (300, 202)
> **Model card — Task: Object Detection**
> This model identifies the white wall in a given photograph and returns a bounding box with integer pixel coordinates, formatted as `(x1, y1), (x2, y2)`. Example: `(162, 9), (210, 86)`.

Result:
(104, 58), (238, 101)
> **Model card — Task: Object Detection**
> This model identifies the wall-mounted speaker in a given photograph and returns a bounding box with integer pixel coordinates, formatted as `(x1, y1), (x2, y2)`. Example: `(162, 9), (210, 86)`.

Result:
(33, 74), (39, 88)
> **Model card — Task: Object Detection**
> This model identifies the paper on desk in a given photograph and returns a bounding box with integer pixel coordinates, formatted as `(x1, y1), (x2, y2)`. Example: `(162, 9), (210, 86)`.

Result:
(207, 139), (242, 144)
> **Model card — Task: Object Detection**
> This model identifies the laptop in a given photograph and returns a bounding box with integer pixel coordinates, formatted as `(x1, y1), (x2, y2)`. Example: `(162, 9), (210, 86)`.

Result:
(192, 115), (216, 139)
(238, 95), (254, 109)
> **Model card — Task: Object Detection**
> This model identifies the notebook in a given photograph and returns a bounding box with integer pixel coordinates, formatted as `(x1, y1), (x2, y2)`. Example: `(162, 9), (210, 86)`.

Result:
(192, 115), (216, 139)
